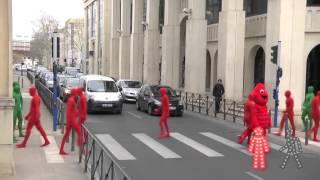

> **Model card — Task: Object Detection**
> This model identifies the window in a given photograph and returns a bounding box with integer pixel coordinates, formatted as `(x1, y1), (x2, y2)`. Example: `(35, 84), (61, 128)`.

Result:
(121, 81), (142, 88)
(206, 0), (221, 24)
(87, 80), (118, 92)
(159, 0), (165, 33)
(244, 0), (267, 17)
(307, 0), (320, 6)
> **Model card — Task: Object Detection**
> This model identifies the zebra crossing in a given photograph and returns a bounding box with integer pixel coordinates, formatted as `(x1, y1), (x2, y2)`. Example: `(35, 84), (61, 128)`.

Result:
(95, 132), (281, 161)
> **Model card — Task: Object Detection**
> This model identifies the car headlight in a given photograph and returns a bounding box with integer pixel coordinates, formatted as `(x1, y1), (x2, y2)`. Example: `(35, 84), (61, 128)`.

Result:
(64, 89), (71, 94)
(154, 99), (161, 106)
(88, 94), (95, 101)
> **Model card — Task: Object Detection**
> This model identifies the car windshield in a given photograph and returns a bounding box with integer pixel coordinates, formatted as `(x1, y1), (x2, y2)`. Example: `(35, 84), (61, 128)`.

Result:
(87, 80), (118, 92)
(121, 81), (142, 88)
(150, 86), (177, 97)
(66, 79), (79, 87)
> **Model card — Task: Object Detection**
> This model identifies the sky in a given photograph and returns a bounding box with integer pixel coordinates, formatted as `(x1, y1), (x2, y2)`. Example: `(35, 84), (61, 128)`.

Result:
(12, 0), (84, 39)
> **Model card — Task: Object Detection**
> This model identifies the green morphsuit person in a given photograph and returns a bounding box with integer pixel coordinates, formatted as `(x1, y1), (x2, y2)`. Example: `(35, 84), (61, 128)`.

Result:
(301, 86), (314, 131)
(13, 81), (24, 142)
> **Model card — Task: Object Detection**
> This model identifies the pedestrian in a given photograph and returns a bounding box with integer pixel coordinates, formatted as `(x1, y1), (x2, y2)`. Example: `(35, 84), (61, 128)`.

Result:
(13, 82), (24, 142)
(59, 88), (82, 155)
(212, 79), (225, 113)
(16, 86), (50, 148)
(159, 88), (170, 138)
(301, 86), (314, 131)
(275, 90), (296, 137)
(238, 93), (258, 144)
(309, 91), (320, 142)
(77, 87), (87, 143)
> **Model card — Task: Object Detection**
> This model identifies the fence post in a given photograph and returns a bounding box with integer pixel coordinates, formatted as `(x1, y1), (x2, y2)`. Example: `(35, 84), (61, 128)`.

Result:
(268, 110), (272, 134)
(198, 94), (201, 113)
(206, 96), (209, 115)
(91, 141), (96, 180)
(185, 92), (188, 110)
(191, 93), (194, 111)
(100, 152), (104, 180)
(214, 97), (217, 117)
(71, 128), (75, 152)
(233, 101), (236, 123)
(223, 99), (226, 120)
(305, 117), (309, 145)
(61, 104), (65, 134)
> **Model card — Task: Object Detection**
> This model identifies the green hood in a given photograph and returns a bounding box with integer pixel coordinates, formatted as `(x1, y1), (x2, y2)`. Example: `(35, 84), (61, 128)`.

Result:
(307, 86), (314, 94)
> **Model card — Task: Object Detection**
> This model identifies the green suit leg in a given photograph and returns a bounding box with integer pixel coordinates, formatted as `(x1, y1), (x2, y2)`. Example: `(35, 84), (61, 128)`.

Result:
(17, 110), (24, 137)
(13, 109), (18, 142)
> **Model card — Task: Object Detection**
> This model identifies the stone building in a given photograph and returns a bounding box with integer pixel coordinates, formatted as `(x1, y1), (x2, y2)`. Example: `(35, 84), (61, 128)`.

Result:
(83, 0), (320, 113)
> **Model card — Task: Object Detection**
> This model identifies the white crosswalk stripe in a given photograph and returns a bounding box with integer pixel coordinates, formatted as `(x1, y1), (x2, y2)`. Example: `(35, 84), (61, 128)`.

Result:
(200, 132), (251, 156)
(170, 132), (224, 157)
(41, 136), (64, 163)
(96, 134), (136, 160)
(133, 133), (181, 159)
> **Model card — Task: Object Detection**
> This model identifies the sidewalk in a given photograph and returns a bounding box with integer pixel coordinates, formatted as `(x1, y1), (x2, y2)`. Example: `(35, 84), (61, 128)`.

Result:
(3, 74), (88, 180)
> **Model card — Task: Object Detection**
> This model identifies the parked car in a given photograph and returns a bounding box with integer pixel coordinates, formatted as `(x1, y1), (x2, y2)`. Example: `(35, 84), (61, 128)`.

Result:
(64, 67), (81, 75)
(44, 73), (54, 90)
(39, 70), (50, 84)
(136, 85), (184, 116)
(116, 79), (142, 102)
(79, 75), (123, 114)
(59, 77), (80, 101)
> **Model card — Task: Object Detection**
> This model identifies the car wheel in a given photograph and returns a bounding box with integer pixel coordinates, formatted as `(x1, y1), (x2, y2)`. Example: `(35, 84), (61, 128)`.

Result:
(136, 101), (140, 111)
(148, 105), (153, 115)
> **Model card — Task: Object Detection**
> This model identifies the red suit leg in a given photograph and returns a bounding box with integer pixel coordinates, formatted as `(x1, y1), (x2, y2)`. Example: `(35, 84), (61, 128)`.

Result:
(288, 115), (296, 137)
(163, 118), (170, 137)
(239, 128), (250, 144)
(313, 119), (319, 141)
(60, 125), (72, 155)
(275, 115), (286, 136)
(73, 123), (82, 146)
(16, 121), (35, 148)
(34, 120), (50, 147)
(159, 117), (165, 138)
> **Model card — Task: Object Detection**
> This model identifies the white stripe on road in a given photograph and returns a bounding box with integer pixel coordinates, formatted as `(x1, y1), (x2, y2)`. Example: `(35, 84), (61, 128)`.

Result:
(127, 112), (142, 119)
(200, 132), (251, 156)
(170, 132), (224, 157)
(133, 133), (181, 159)
(299, 137), (320, 147)
(245, 171), (264, 180)
(41, 136), (64, 164)
(96, 134), (136, 160)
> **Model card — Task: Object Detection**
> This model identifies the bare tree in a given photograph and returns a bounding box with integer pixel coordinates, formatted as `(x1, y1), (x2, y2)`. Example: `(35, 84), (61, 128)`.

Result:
(30, 13), (59, 66)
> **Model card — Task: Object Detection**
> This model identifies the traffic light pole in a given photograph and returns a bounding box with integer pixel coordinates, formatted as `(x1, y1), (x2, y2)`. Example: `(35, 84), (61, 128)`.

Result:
(273, 41), (281, 128)
(52, 32), (60, 132)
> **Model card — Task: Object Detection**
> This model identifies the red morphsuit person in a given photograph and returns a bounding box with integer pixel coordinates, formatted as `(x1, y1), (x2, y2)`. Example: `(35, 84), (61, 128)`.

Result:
(251, 83), (272, 135)
(16, 86), (50, 148)
(248, 127), (270, 170)
(275, 90), (296, 137)
(77, 87), (87, 143)
(59, 88), (82, 155)
(159, 88), (170, 138)
(238, 93), (258, 144)
(309, 91), (320, 142)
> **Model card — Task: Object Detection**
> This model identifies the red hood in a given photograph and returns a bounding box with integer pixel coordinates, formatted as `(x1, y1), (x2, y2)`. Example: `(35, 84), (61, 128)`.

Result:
(160, 88), (167, 97)
(251, 83), (268, 105)
(29, 86), (37, 96)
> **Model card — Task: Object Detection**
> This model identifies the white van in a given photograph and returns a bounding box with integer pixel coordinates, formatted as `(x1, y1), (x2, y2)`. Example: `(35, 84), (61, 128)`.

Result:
(79, 75), (123, 114)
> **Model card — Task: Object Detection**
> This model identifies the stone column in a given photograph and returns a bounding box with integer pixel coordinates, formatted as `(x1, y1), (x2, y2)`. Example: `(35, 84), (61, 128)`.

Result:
(83, 9), (89, 74)
(144, 0), (161, 85)
(217, 0), (245, 100)
(95, 1), (100, 74)
(265, 0), (306, 112)
(161, 0), (180, 88)
(130, 0), (144, 81)
(109, 0), (121, 78)
(103, 0), (111, 75)
(184, 0), (207, 93)
(0, 0), (14, 175)
(119, 0), (132, 79)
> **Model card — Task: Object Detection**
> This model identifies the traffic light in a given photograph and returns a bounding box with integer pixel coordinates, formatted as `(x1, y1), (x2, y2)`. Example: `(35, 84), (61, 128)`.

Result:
(271, 45), (278, 64)
(273, 89), (277, 99)
(277, 67), (283, 78)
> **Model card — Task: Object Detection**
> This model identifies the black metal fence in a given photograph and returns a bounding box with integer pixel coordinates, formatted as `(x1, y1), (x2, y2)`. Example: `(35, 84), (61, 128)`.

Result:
(79, 125), (131, 180)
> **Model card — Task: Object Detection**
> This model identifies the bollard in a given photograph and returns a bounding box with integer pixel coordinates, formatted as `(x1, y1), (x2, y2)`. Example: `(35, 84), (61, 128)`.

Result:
(191, 93), (194, 112)
(206, 96), (209, 115)
(185, 92), (188, 110)
(198, 94), (201, 113)
(61, 104), (65, 134)
(305, 117), (309, 145)
(223, 99), (226, 120)
(71, 128), (75, 152)
(233, 101), (236, 123)
(91, 141), (96, 180)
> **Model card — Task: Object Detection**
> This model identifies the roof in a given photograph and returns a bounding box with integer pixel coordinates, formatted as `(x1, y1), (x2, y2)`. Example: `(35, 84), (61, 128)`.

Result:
(80, 75), (115, 82)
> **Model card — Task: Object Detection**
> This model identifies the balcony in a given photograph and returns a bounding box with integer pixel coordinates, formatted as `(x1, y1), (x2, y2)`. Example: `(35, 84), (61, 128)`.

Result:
(306, 7), (320, 32)
(207, 24), (218, 42)
(245, 14), (267, 38)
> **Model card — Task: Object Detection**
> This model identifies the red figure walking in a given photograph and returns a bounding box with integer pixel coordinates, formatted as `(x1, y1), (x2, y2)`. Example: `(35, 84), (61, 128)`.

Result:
(59, 88), (82, 155)
(77, 87), (87, 143)
(251, 83), (272, 135)
(239, 93), (258, 144)
(309, 91), (320, 142)
(159, 88), (170, 139)
(248, 127), (270, 170)
(275, 90), (296, 137)
(16, 86), (50, 148)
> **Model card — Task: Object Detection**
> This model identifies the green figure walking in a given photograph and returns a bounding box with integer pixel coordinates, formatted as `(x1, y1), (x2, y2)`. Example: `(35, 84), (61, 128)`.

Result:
(301, 86), (314, 132)
(13, 82), (24, 142)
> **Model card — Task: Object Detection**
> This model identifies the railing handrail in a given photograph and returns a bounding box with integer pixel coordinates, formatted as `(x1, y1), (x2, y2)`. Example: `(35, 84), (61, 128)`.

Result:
(81, 125), (131, 179)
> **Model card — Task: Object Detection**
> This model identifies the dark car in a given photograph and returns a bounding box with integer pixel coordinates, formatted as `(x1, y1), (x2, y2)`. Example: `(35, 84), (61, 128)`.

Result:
(59, 78), (80, 102)
(136, 85), (183, 116)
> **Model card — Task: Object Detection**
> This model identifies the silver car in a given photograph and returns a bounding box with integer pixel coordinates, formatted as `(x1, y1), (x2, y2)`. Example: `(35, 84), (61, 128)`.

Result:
(116, 80), (142, 102)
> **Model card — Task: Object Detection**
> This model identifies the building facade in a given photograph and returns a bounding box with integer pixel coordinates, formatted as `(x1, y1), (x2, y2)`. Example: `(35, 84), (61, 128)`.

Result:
(12, 34), (31, 63)
(84, 0), (320, 114)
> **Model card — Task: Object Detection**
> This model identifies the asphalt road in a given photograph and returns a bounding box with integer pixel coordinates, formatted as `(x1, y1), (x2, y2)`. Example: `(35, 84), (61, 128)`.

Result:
(84, 103), (320, 180)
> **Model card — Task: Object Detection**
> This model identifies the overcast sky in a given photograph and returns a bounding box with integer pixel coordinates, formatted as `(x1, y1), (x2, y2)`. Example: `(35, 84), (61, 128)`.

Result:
(12, 0), (84, 39)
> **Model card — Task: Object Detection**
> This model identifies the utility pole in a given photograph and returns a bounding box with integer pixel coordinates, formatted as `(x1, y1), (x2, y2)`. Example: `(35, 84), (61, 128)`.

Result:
(52, 32), (60, 131)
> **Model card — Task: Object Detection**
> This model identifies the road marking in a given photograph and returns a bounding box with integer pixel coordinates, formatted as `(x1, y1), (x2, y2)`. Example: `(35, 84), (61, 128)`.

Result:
(41, 136), (64, 164)
(245, 171), (264, 180)
(269, 142), (282, 150)
(133, 133), (181, 159)
(200, 132), (251, 156)
(96, 134), (136, 160)
(170, 132), (224, 157)
(22, 92), (31, 99)
(127, 112), (142, 119)
(299, 137), (320, 147)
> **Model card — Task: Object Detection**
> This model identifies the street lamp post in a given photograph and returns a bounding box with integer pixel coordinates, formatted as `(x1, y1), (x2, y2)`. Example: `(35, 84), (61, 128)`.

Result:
(52, 32), (60, 131)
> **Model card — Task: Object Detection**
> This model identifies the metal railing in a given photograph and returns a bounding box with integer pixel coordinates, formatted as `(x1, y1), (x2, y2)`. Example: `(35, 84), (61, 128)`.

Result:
(79, 125), (131, 180)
